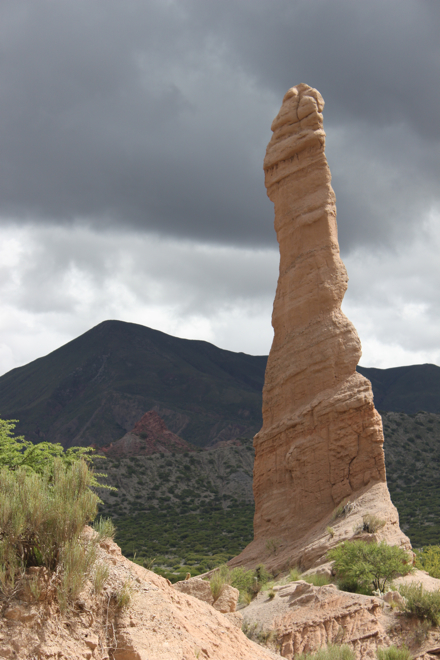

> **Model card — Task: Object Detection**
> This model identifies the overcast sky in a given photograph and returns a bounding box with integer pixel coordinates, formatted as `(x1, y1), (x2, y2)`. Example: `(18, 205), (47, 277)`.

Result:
(0, 0), (439, 375)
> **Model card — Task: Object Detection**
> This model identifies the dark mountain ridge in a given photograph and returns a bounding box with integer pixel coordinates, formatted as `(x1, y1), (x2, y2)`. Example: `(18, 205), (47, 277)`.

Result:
(0, 320), (267, 448)
(0, 319), (438, 448)
(357, 363), (440, 415)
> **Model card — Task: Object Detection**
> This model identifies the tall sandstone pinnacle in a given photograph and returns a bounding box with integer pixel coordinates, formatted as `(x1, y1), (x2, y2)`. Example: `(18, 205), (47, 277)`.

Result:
(231, 84), (410, 571)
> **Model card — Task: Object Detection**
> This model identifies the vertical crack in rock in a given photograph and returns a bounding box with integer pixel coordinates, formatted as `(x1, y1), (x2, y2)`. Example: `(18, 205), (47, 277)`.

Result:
(230, 84), (410, 572)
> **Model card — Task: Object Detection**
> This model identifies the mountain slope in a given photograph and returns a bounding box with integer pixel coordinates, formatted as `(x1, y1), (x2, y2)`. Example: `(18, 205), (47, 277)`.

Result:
(0, 319), (439, 448)
(0, 320), (267, 448)
(358, 364), (440, 414)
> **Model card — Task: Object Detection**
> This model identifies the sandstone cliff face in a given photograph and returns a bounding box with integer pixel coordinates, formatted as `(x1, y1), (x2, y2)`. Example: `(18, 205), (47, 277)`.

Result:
(231, 84), (409, 571)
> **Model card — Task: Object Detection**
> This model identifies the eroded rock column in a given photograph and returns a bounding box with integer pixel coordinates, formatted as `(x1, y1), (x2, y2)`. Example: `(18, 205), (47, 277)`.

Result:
(231, 84), (409, 570)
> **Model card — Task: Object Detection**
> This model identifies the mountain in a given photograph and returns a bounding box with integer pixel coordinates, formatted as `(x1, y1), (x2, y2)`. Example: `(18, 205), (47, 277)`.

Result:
(357, 364), (440, 414)
(0, 319), (438, 449)
(0, 320), (267, 448)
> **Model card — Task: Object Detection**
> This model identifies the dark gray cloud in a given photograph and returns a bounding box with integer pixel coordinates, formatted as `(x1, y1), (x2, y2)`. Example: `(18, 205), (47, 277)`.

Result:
(0, 0), (439, 252)
(200, 0), (440, 134)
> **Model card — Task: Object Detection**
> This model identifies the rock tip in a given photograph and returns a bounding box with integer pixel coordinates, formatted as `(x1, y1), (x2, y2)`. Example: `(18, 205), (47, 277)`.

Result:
(282, 82), (324, 105)
(270, 83), (325, 133)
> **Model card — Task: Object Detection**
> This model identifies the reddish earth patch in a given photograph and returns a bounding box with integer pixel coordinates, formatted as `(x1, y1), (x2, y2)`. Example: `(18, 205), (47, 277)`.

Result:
(100, 410), (195, 457)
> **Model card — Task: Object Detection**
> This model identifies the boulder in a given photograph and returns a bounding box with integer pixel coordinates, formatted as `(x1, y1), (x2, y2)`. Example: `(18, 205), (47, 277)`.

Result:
(173, 578), (239, 613)
(213, 584), (239, 613)
(173, 577), (214, 606)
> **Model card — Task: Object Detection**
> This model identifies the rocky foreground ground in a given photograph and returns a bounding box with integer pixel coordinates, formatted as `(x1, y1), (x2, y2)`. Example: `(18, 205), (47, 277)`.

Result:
(3, 531), (440, 660)
(0, 531), (276, 660)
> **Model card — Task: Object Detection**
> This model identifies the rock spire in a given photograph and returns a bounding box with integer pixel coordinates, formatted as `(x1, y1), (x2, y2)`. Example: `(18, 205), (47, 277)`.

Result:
(231, 84), (410, 571)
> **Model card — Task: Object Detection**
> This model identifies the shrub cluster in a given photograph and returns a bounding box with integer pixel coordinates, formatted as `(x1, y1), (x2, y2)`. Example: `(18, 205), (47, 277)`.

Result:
(0, 417), (114, 610)
(295, 645), (354, 660)
(415, 545), (440, 578)
(303, 573), (332, 587)
(353, 514), (385, 535)
(0, 460), (98, 572)
(209, 563), (272, 603)
(328, 540), (412, 593)
(399, 583), (440, 626)
(293, 644), (410, 660)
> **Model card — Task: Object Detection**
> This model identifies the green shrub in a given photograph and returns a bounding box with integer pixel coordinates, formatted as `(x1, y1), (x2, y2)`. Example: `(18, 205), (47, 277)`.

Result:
(210, 564), (230, 600)
(210, 563), (272, 603)
(92, 516), (116, 541)
(328, 540), (412, 592)
(399, 583), (440, 626)
(0, 417), (112, 493)
(265, 538), (281, 555)
(289, 567), (301, 581)
(0, 458), (101, 607)
(115, 580), (134, 608)
(303, 573), (332, 587)
(0, 459), (98, 571)
(412, 620), (431, 645)
(143, 557), (156, 570)
(353, 514), (386, 535)
(229, 566), (256, 595)
(295, 644), (355, 660)
(92, 562), (110, 594)
(57, 537), (98, 610)
(336, 577), (372, 596)
(255, 563), (272, 585)
(415, 545), (440, 579)
(331, 500), (353, 521)
(376, 645), (410, 660)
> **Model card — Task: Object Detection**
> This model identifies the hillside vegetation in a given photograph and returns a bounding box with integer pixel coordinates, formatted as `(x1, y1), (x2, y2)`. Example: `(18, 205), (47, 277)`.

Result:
(94, 438), (255, 580)
(93, 411), (440, 580)
(383, 411), (440, 545)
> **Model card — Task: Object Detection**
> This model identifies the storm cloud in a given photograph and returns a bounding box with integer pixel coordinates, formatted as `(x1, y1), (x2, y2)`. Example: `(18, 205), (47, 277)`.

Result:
(0, 0), (439, 374)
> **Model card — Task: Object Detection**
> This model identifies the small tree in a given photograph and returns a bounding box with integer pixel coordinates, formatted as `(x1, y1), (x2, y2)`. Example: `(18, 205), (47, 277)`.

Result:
(0, 418), (110, 489)
(0, 419), (94, 472)
(328, 540), (412, 592)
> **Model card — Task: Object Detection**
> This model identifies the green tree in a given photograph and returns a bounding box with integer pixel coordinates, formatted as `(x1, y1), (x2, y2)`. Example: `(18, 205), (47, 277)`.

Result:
(328, 540), (412, 592)
(0, 418), (94, 471)
(0, 418), (110, 489)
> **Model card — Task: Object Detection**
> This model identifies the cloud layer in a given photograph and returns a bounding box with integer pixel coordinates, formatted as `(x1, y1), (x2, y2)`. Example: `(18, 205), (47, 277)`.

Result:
(0, 0), (439, 375)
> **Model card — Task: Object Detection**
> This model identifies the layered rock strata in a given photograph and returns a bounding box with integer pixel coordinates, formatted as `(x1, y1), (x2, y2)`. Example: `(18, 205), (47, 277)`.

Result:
(243, 582), (387, 660)
(231, 84), (409, 571)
